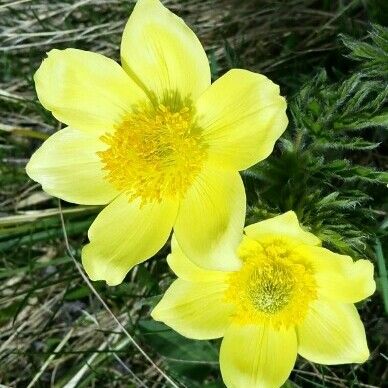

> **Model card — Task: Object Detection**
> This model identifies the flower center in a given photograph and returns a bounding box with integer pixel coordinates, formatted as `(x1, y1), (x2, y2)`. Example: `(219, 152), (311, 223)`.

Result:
(226, 237), (317, 328)
(98, 97), (206, 204)
(247, 263), (295, 314)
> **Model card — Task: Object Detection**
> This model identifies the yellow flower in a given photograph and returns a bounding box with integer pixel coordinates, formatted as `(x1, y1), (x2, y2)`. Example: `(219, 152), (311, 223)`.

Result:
(26, 0), (288, 286)
(152, 211), (376, 388)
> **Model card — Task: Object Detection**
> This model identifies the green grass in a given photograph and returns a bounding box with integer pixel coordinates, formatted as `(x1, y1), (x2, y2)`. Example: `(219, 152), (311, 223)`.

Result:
(0, 0), (387, 387)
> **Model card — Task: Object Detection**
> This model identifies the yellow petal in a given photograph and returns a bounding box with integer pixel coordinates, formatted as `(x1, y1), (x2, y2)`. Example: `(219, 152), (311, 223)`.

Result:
(26, 127), (118, 205)
(82, 195), (177, 286)
(35, 49), (147, 133)
(151, 278), (233, 339)
(245, 211), (320, 246)
(297, 245), (376, 303)
(196, 69), (288, 171)
(174, 167), (245, 272)
(297, 300), (369, 364)
(120, 0), (210, 101)
(220, 323), (297, 388)
(167, 236), (232, 282)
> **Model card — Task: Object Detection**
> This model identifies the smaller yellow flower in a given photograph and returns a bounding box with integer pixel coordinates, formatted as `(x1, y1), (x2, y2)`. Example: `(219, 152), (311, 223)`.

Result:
(152, 211), (376, 388)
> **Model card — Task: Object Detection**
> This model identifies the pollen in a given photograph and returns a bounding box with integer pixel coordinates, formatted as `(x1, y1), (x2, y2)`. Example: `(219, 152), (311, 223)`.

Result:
(97, 99), (207, 204)
(226, 236), (317, 329)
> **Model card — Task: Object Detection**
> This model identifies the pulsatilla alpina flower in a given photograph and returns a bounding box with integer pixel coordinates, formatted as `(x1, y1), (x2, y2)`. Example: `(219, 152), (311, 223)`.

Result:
(152, 212), (375, 388)
(26, 0), (288, 285)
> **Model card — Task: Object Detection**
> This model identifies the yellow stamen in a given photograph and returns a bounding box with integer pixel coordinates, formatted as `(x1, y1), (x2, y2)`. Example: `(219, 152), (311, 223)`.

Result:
(226, 236), (317, 329)
(98, 99), (207, 204)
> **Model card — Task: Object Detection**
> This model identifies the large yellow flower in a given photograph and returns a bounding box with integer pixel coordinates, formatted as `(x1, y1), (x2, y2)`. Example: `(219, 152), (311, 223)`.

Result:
(26, 0), (288, 286)
(152, 211), (375, 388)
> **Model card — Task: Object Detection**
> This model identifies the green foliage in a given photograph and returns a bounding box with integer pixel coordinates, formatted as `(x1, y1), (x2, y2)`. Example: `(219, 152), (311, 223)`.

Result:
(340, 24), (388, 77)
(245, 25), (388, 258)
(291, 70), (387, 150)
